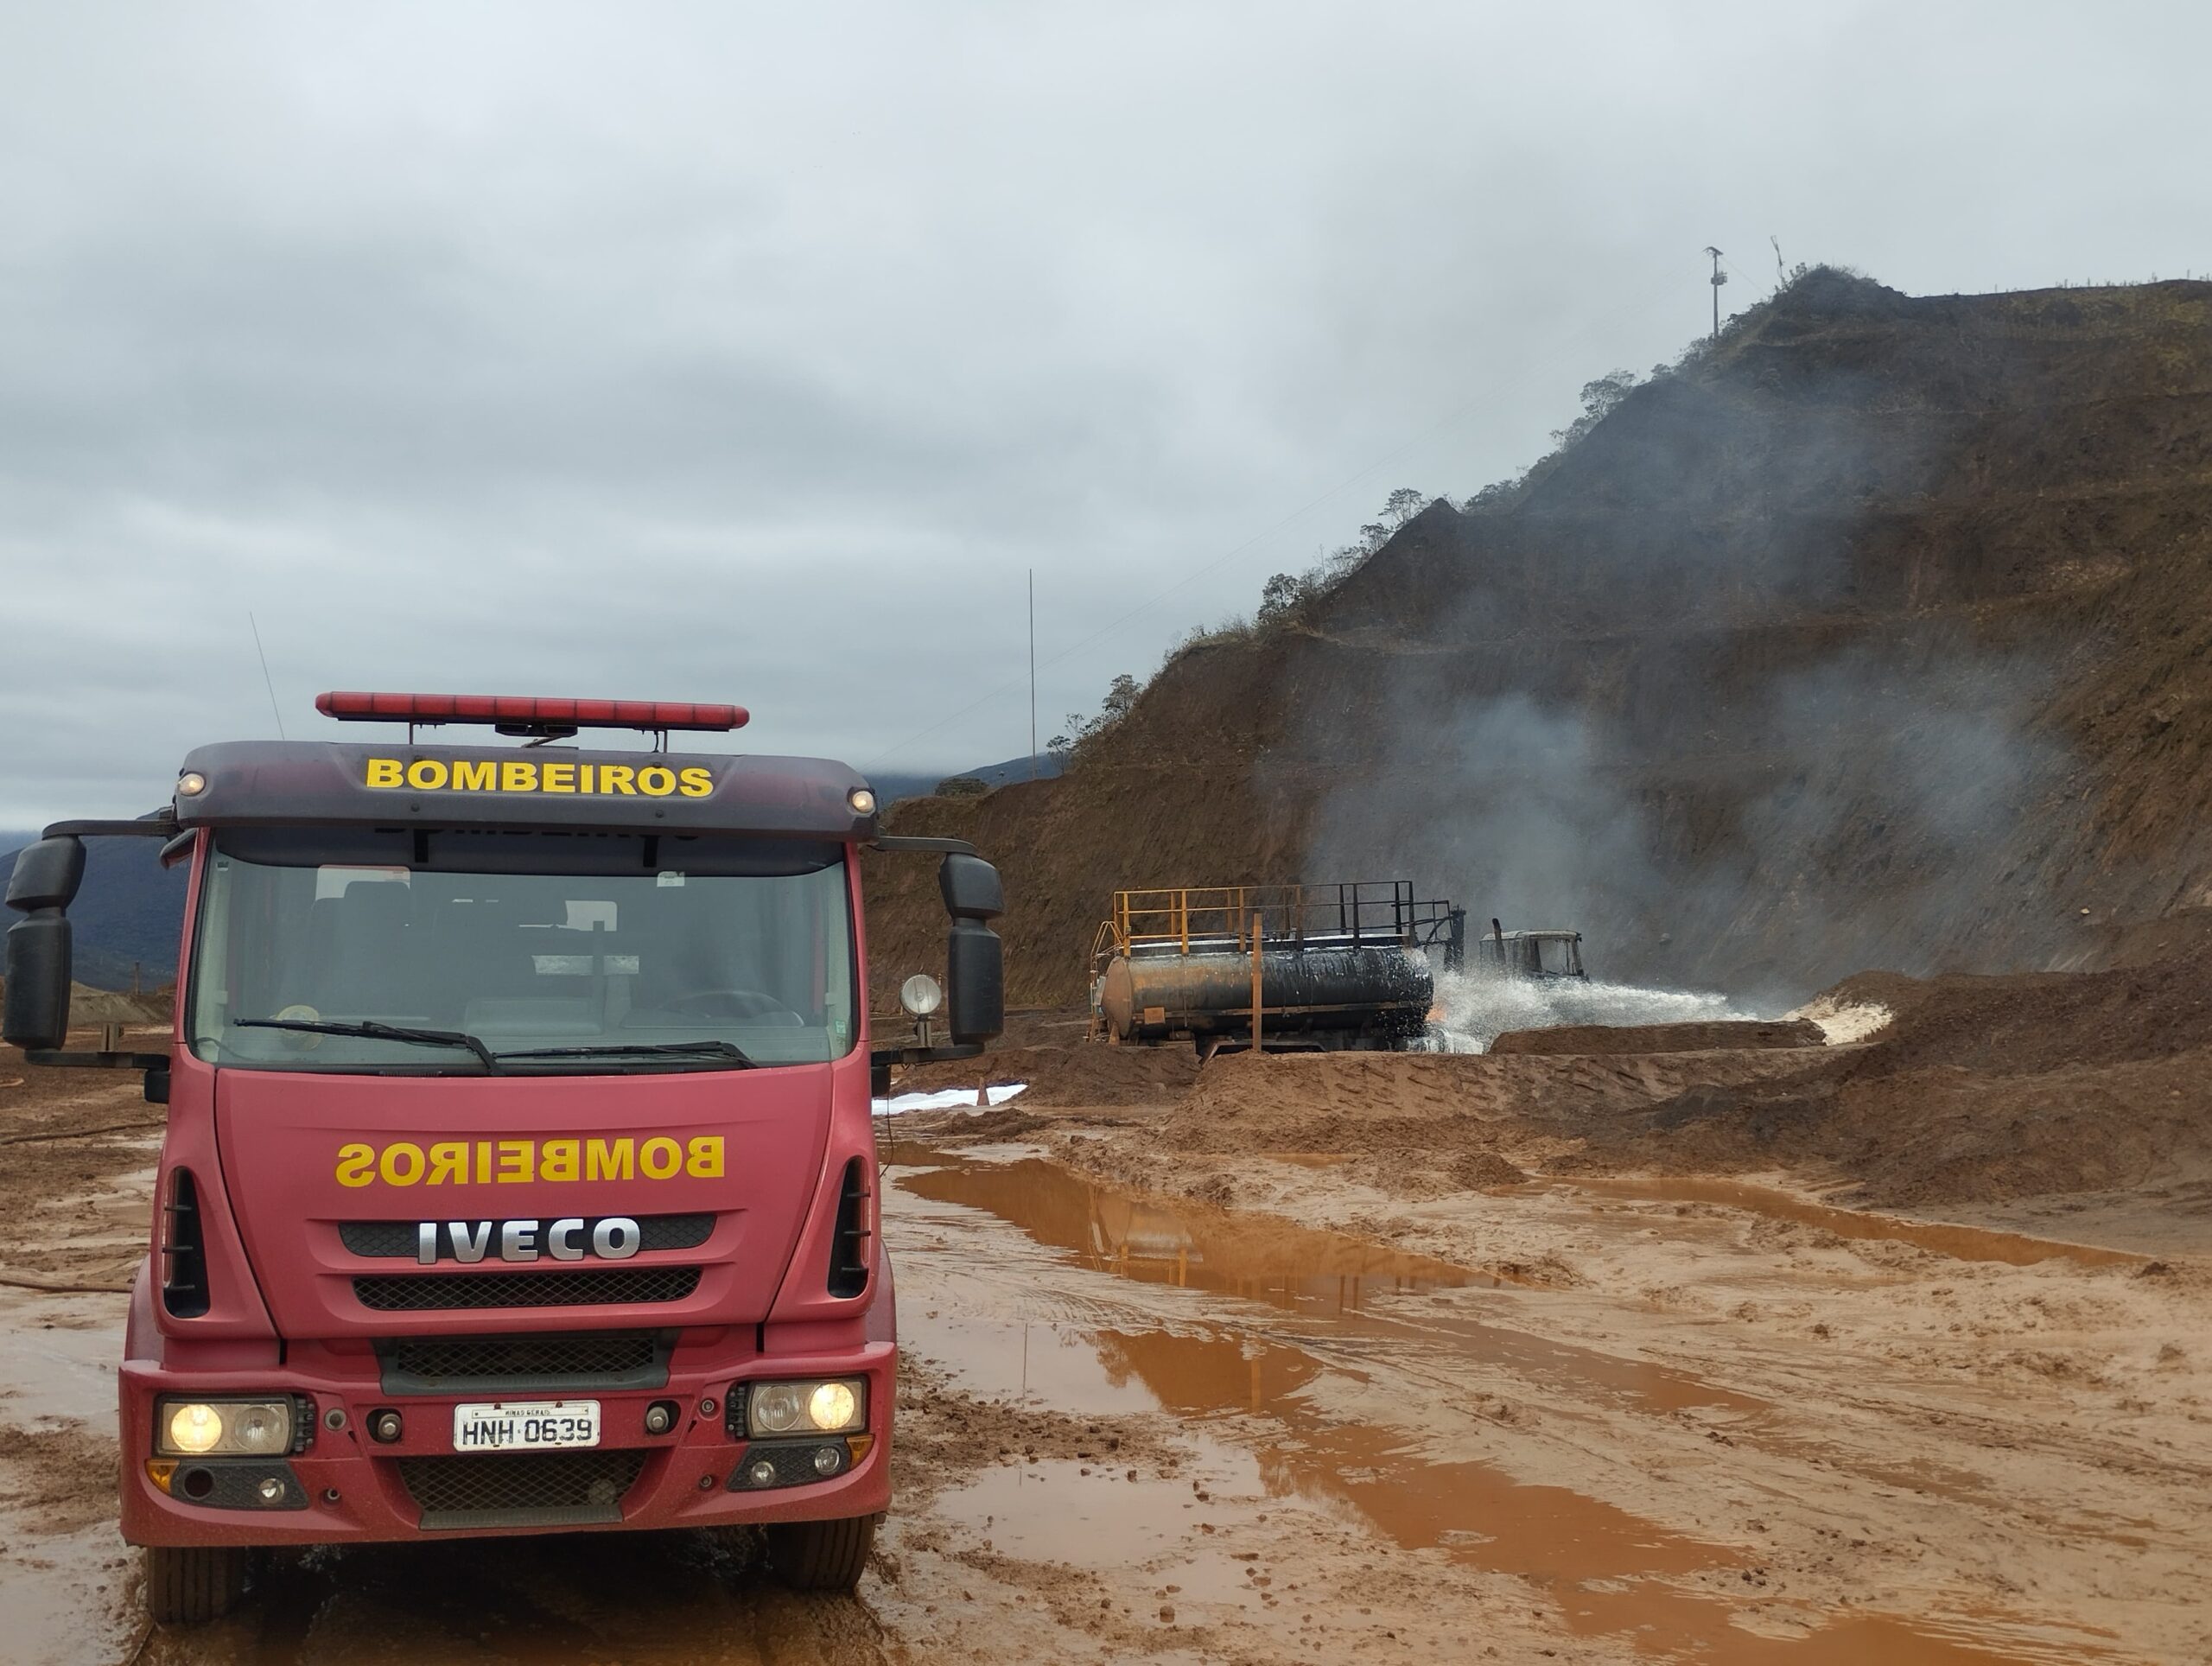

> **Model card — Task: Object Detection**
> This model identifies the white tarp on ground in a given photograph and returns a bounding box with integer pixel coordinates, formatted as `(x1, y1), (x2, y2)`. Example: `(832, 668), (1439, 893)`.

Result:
(871, 1083), (1029, 1116)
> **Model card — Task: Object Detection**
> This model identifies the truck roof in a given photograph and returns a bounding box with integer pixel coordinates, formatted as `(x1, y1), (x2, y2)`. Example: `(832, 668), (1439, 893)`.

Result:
(172, 740), (878, 840)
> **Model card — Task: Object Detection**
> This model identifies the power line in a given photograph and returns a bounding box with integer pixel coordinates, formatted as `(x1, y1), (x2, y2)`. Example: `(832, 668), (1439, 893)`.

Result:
(1027, 568), (1036, 779)
(248, 612), (285, 740)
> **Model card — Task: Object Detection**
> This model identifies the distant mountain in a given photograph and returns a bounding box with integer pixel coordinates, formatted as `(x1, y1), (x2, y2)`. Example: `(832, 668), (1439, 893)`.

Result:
(0, 830), (188, 991)
(867, 752), (1061, 806)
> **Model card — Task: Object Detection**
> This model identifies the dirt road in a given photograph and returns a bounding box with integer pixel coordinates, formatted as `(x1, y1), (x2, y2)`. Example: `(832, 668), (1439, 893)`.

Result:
(1, 1057), (2205, 1663)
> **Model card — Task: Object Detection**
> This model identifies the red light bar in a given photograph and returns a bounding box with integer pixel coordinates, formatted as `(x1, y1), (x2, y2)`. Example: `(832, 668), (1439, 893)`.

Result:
(315, 692), (748, 732)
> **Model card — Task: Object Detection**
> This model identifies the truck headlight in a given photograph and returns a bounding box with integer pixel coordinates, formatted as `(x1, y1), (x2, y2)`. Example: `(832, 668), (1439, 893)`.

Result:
(156, 1397), (295, 1457)
(747, 1377), (866, 1437)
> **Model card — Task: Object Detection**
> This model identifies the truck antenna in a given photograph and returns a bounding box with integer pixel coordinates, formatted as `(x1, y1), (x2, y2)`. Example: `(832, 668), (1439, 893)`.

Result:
(1028, 568), (1038, 781)
(248, 613), (286, 740)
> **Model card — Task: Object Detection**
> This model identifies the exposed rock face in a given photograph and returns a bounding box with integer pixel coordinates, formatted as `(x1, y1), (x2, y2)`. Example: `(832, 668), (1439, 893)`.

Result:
(869, 275), (2212, 1008)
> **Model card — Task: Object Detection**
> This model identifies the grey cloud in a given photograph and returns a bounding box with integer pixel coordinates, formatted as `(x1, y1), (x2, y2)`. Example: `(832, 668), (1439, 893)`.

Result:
(2, 1), (2209, 825)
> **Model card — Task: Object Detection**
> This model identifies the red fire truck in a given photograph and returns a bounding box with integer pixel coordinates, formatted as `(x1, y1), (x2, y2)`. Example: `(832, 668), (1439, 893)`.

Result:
(1, 693), (1004, 1625)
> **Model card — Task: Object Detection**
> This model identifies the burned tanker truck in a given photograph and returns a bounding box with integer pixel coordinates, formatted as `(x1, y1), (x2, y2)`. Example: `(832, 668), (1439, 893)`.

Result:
(1088, 882), (1463, 1056)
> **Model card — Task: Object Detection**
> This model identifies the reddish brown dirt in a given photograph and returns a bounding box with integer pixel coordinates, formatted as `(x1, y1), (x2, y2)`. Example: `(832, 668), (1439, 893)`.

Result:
(1567, 938), (2212, 1209)
(1491, 1019), (1825, 1055)
(867, 277), (2212, 1009)
(889, 1034), (1202, 1109)
(6, 981), (2210, 1661)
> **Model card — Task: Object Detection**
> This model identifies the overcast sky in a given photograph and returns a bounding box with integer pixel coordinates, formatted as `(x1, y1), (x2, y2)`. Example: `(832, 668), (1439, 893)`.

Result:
(0, 1), (2203, 827)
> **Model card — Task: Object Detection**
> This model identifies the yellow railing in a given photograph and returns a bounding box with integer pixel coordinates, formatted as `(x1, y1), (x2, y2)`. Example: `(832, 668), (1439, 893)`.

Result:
(1099, 882), (1421, 963)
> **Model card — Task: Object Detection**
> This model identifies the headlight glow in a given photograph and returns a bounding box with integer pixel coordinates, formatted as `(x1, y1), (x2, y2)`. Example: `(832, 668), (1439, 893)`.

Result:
(746, 1378), (867, 1438)
(808, 1382), (858, 1431)
(156, 1396), (295, 1457)
(166, 1402), (223, 1455)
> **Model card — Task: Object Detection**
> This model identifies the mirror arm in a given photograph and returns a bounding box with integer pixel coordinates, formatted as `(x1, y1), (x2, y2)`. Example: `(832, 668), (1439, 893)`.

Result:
(24, 1051), (168, 1071)
(869, 1040), (985, 1097)
(40, 815), (177, 841)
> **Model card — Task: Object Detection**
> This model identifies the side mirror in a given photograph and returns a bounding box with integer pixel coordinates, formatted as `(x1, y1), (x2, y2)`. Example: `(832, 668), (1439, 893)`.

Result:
(3, 915), (73, 1050)
(3, 835), (84, 1051)
(6, 835), (86, 912)
(938, 855), (1004, 1046)
(938, 853), (1003, 919)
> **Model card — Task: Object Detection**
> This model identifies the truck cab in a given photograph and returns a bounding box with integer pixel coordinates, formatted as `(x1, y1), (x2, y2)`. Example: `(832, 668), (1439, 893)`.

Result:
(0, 693), (1004, 1624)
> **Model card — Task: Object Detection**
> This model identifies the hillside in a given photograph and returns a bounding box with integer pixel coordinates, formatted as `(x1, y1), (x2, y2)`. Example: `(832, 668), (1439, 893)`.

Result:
(865, 271), (2212, 1008)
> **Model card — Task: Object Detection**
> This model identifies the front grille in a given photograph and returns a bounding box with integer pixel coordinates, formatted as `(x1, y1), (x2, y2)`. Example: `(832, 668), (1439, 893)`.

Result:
(378, 1332), (670, 1395)
(396, 1450), (648, 1529)
(340, 1213), (714, 1259)
(353, 1267), (702, 1312)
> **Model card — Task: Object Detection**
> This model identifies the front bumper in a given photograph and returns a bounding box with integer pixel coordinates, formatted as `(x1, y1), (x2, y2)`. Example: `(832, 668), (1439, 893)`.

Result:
(118, 1340), (894, 1547)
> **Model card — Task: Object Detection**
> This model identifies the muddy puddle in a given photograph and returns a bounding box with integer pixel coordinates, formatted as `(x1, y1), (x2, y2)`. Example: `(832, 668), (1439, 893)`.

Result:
(899, 1150), (2126, 1665)
(1560, 1176), (2144, 1269)
(901, 1152), (1764, 1418)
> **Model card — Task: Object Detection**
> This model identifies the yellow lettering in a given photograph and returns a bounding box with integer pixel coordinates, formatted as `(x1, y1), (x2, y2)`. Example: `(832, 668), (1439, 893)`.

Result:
(501, 760), (538, 792)
(476, 1141), (492, 1185)
(640, 1136), (682, 1179)
(495, 1140), (533, 1183)
(452, 759), (495, 792)
(540, 1139), (579, 1183)
(586, 1138), (634, 1181)
(335, 1142), (376, 1186)
(542, 761), (575, 792)
(637, 766), (677, 798)
(426, 1141), (467, 1186)
(578, 764), (595, 792)
(406, 758), (448, 791)
(365, 759), (404, 789)
(379, 1142), (425, 1186)
(677, 766), (713, 798)
(599, 764), (636, 795)
(685, 1135), (724, 1178)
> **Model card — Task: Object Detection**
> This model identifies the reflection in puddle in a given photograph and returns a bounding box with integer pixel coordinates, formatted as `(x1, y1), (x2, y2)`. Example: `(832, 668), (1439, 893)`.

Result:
(899, 1152), (2115, 1666)
(903, 1154), (1762, 1417)
(1561, 1177), (2143, 1269)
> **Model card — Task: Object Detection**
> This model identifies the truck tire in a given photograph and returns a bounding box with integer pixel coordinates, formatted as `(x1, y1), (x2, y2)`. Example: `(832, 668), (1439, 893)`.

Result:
(765, 1512), (879, 1593)
(145, 1544), (248, 1625)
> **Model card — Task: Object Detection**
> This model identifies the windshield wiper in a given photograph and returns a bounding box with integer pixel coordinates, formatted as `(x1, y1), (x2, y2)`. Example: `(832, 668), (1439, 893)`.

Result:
(493, 1040), (756, 1068)
(237, 1018), (499, 1073)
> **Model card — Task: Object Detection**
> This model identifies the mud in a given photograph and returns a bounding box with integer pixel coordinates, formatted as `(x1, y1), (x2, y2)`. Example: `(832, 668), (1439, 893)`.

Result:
(1490, 1020), (1827, 1056)
(3, 1032), (2208, 1663)
(893, 1148), (2183, 1663)
(1559, 1177), (2145, 1270)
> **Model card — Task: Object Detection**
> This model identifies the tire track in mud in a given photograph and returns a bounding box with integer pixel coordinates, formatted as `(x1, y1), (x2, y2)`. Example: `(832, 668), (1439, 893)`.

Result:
(0, 1055), (2198, 1663)
(889, 1143), (2196, 1664)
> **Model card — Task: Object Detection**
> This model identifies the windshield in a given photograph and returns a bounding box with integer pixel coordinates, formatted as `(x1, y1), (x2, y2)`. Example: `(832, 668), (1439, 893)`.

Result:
(188, 827), (855, 1071)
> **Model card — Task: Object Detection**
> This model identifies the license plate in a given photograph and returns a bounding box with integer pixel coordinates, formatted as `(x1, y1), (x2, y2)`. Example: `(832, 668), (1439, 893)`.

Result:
(451, 1399), (601, 1452)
